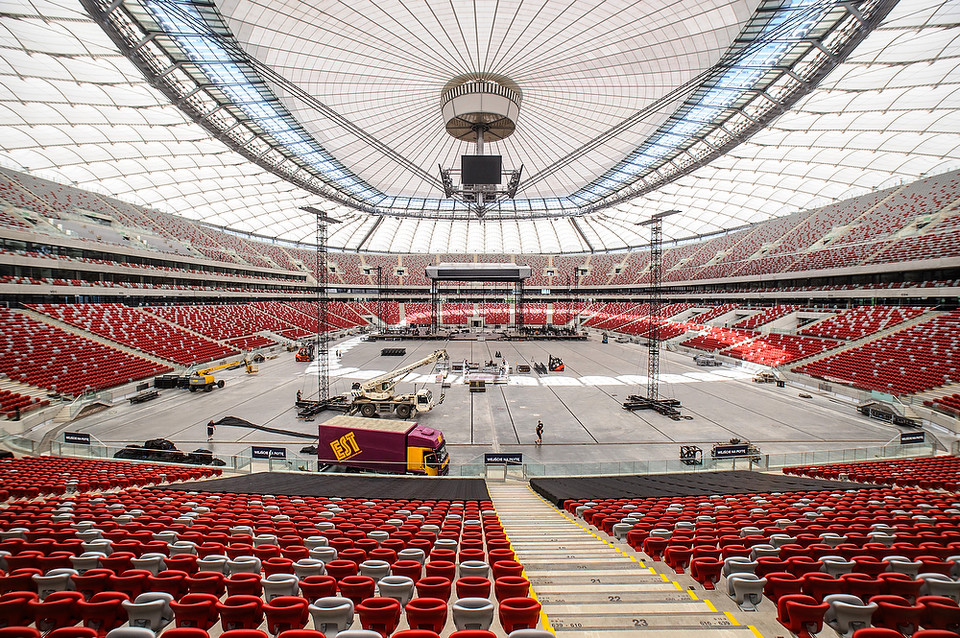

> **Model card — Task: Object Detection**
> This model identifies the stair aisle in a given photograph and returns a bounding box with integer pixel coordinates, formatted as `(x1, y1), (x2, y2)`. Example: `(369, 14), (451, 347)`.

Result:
(487, 482), (760, 637)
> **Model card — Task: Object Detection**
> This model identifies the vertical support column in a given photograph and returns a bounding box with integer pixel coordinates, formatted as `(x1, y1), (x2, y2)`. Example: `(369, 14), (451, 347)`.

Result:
(515, 280), (525, 332)
(376, 266), (385, 330)
(647, 217), (663, 401)
(315, 217), (330, 403)
(430, 281), (440, 334)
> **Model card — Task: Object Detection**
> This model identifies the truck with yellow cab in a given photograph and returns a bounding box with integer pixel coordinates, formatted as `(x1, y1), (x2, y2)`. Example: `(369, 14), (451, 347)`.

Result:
(318, 415), (449, 476)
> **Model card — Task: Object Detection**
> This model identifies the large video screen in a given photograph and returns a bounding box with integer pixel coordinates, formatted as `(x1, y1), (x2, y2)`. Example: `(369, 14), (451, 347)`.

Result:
(462, 155), (502, 185)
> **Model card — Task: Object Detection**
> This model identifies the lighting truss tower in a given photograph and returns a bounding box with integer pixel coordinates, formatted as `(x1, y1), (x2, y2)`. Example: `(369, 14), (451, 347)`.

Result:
(301, 206), (340, 405)
(430, 280), (440, 334)
(515, 279), (525, 332)
(623, 210), (687, 420)
(644, 212), (672, 400)
(374, 266), (385, 330)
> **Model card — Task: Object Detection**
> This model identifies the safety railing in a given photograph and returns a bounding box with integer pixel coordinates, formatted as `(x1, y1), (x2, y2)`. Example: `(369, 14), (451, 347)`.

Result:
(1, 431), (944, 481)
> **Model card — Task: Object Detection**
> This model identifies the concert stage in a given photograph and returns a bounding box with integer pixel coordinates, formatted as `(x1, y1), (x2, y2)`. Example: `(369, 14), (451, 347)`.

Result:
(366, 330), (449, 341)
(503, 331), (588, 341)
(367, 329), (589, 342)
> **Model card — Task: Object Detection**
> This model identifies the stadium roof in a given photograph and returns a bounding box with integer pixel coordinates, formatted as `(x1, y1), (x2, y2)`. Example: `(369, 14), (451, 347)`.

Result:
(0, 0), (958, 253)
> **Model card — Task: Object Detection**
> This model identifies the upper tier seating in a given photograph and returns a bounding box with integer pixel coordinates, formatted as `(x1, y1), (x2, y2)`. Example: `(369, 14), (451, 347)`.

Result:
(550, 255), (589, 286)
(0, 308), (171, 396)
(724, 334), (841, 367)
(834, 172), (960, 246)
(397, 254), (431, 287)
(521, 255), (549, 287)
(800, 306), (928, 341)
(0, 208), (35, 231)
(0, 455), (218, 499)
(27, 304), (236, 366)
(769, 193), (887, 258)
(787, 241), (892, 272)
(666, 232), (744, 282)
(607, 253), (648, 286)
(784, 456), (960, 491)
(3, 167), (960, 288)
(793, 310), (960, 395)
(870, 229), (960, 264)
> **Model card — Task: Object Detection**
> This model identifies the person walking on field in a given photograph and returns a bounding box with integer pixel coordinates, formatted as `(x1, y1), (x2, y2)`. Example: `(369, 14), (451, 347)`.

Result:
(536, 420), (544, 446)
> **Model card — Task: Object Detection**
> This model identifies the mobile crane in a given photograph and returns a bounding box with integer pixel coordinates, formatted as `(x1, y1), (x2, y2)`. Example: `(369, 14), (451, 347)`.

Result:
(296, 349), (449, 419)
(348, 349), (449, 418)
(188, 356), (258, 392)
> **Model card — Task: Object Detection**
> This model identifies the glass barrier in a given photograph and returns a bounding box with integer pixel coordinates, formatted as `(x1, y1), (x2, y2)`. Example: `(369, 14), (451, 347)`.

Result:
(10, 432), (943, 481)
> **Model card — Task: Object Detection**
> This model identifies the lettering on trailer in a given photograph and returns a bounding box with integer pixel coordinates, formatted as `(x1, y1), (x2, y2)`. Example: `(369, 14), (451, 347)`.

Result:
(64, 432), (91, 445)
(712, 444), (750, 457)
(484, 453), (523, 465)
(330, 432), (361, 461)
(251, 446), (287, 459)
(900, 431), (925, 445)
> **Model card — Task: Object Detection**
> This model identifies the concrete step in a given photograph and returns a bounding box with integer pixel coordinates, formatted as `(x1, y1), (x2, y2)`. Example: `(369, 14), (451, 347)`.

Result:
(535, 584), (691, 596)
(550, 630), (751, 638)
(548, 611), (745, 632)
(487, 481), (755, 638)
(528, 571), (668, 586)
(539, 592), (699, 606)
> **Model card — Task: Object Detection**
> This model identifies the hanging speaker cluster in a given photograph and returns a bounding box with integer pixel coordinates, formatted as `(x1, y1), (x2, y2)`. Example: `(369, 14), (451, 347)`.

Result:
(441, 75), (522, 143)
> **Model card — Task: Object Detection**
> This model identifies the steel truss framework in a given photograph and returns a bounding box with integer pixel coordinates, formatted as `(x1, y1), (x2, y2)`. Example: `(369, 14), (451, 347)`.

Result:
(80, 0), (897, 222)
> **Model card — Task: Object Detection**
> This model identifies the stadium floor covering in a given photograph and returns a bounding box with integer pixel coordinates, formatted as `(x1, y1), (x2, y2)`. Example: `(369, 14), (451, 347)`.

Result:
(530, 470), (868, 507)
(161, 471), (490, 501)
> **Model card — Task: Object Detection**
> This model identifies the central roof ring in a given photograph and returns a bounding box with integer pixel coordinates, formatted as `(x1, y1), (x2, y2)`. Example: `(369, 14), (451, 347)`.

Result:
(441, 74), (522, 143)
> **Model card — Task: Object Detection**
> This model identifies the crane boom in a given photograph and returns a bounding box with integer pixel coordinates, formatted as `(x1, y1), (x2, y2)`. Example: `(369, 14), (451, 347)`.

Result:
(357, 349), (448, 401)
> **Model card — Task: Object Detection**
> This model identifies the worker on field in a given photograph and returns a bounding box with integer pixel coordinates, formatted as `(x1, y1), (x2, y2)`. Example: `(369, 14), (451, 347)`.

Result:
(536, 420), (544, 446)
(206, 421), (216, 453)
(296, 389), (302, 402)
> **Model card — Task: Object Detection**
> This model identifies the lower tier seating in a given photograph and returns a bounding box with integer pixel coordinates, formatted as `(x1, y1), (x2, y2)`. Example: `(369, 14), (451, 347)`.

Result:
(724, 334), (841, 366)
(569, 483), (960, 638)
(0, 389), (49, 420)
(0, 487), (537, 636)
(784, 456), (960, 491)
(26, 304), (236, 366)
(793, 310), (960, 395)
(927, 393), (960, 416)
(0, 456), (219, 500)
(0, 308), (172, 397)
